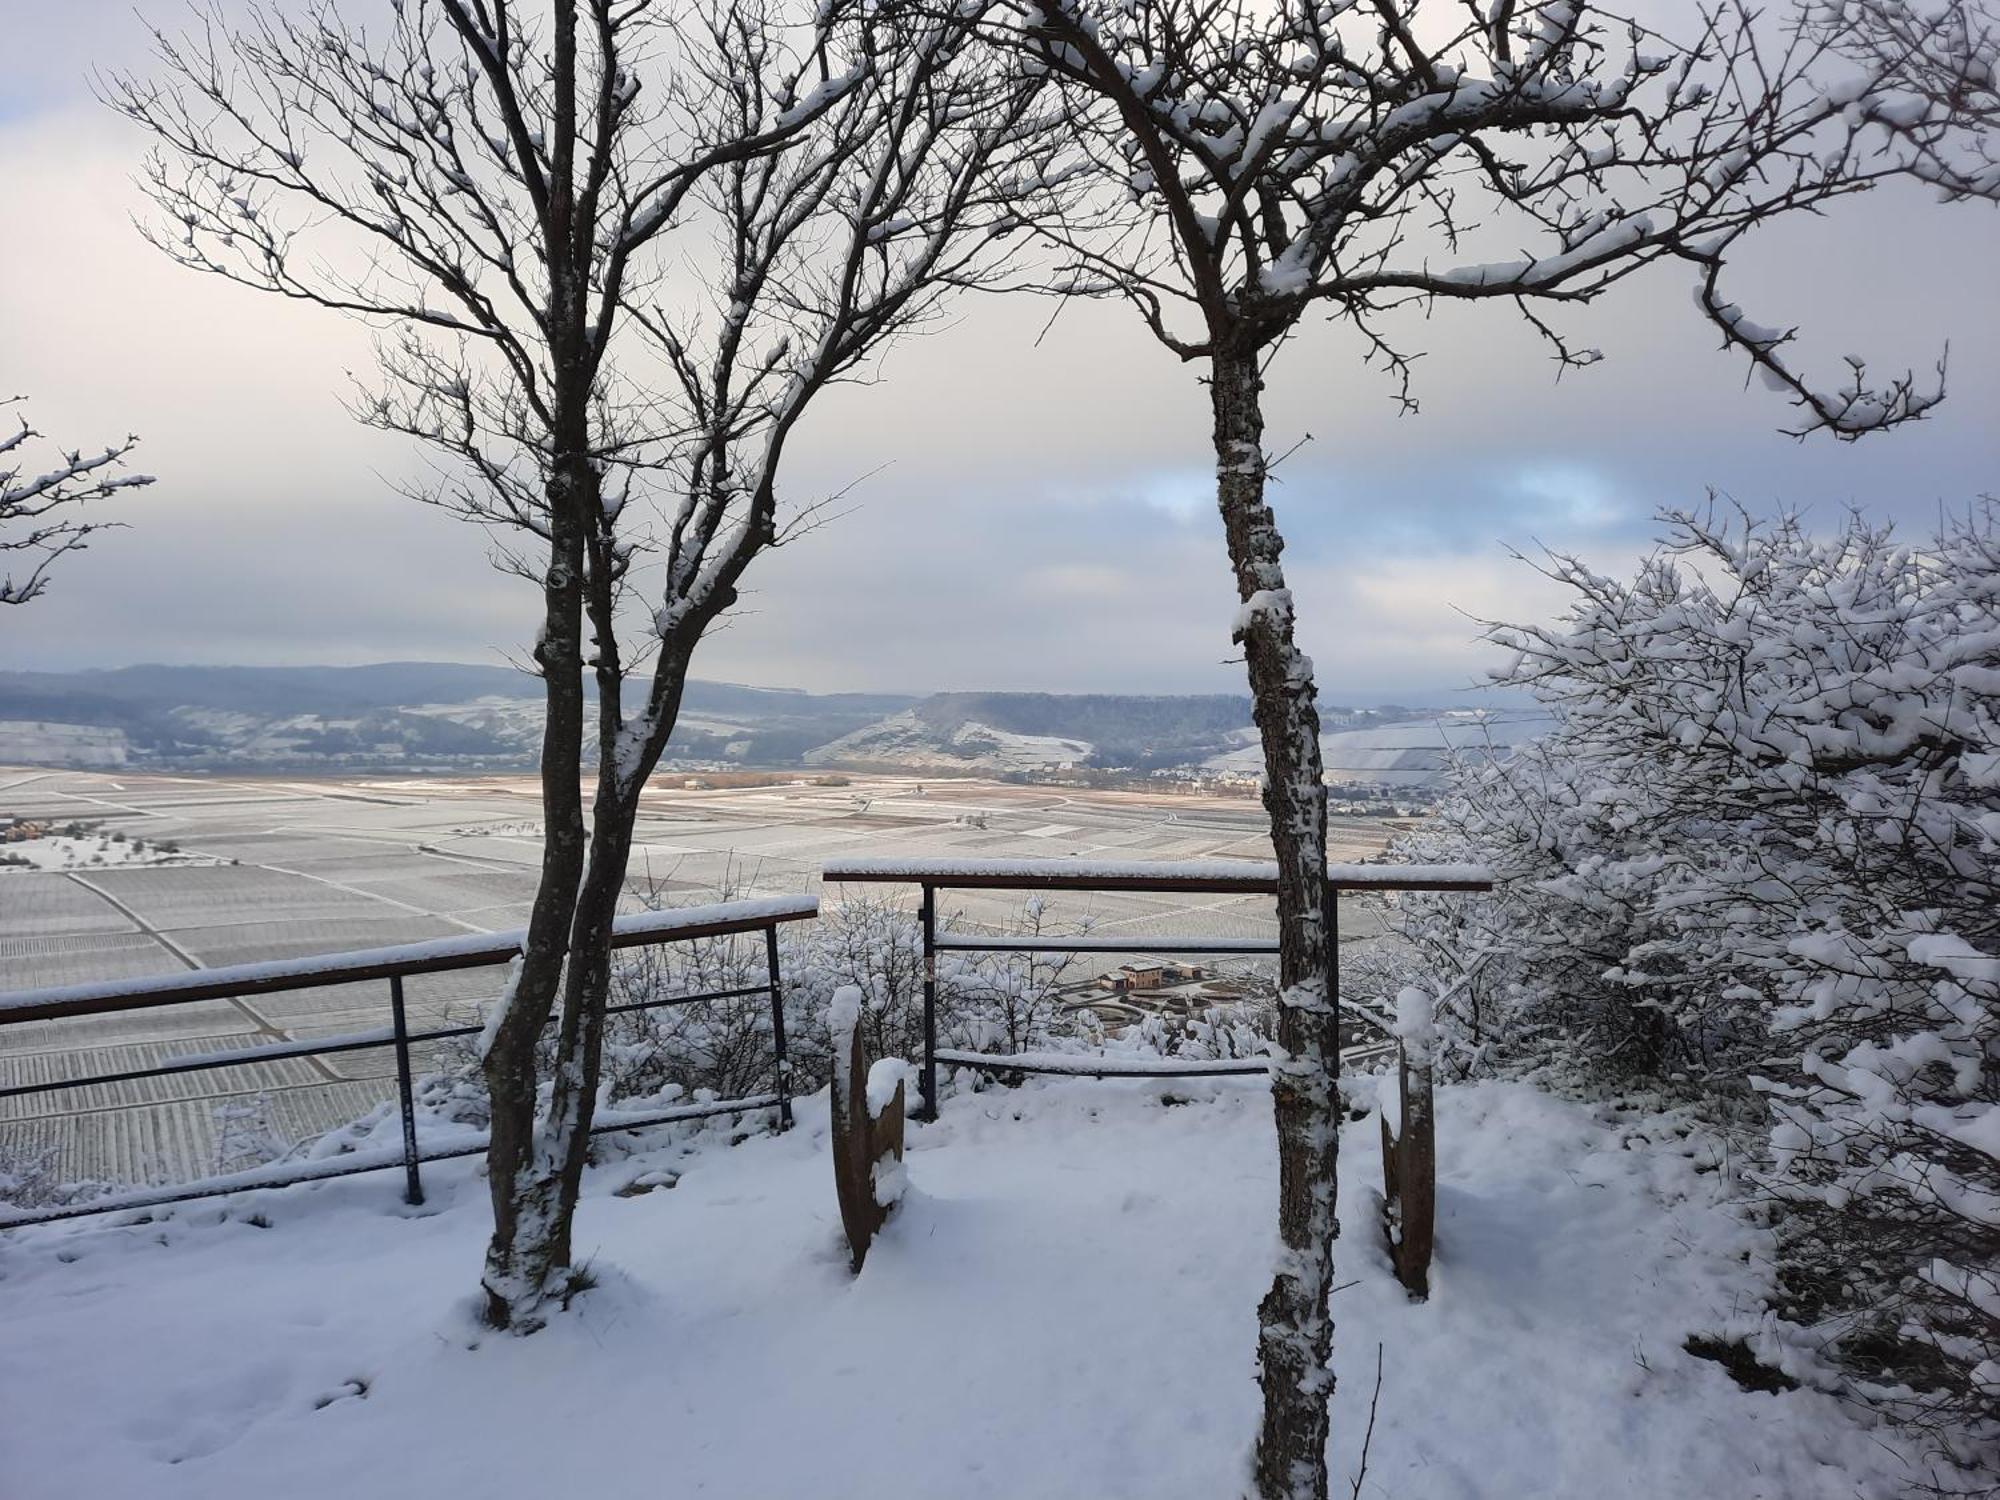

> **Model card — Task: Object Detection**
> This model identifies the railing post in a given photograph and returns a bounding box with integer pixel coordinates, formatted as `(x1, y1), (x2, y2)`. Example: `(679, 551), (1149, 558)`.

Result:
(918, 882), (938, 1123)
(388, 974), (424, 1207)
(764, 922), (792, 1132)
(1327, 877), (1341, 1037)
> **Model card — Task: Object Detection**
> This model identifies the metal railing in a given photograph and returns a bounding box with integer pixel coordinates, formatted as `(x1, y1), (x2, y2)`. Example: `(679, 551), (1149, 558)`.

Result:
(0, 895), (818, 1227)
(819, 858), (1492, 1120)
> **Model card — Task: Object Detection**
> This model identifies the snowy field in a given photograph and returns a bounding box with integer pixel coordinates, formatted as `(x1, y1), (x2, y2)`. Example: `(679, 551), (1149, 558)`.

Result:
(0, 1075), (1948, 1500)
(0, 766), (1395, 1188)
(0, 833), (223, 873)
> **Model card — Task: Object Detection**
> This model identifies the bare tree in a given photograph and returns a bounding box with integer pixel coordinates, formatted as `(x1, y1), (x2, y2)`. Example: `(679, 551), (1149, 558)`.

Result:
(108, 0), (1065, 1331)
(0, 399), (153, 606)
(989, 1), (1999, 1494)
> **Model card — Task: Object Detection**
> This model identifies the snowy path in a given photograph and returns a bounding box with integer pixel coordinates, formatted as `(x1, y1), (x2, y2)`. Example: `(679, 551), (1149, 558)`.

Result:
(0, 1079), (1936, 1499)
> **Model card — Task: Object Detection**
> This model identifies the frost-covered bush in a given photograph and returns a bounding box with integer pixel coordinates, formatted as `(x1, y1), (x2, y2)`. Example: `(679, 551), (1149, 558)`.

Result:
(212, 1094), (291, 1176)
(0, 1142), (112, 1215)
(781, 892), (930, 1070)
(422, 888), (1101, 1120)
(1397, 506), (1998, 1437)
(1123, 1001), (1275, 1062)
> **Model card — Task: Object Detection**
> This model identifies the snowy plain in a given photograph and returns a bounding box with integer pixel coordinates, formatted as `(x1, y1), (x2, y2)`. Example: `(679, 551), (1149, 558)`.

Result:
(0, 1076), (1958, 1499)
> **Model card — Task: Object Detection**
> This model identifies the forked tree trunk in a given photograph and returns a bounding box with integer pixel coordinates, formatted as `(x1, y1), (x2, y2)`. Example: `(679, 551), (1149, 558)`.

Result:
(1211, 345), (1340, 1500)
(480, 455), (592, 1331)
(485, 632), (701, 1306)
(536, 812), (632, 1274)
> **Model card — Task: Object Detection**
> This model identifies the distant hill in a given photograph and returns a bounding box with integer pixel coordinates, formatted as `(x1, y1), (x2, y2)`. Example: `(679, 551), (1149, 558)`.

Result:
(812, 692), (1259, 772)
(0, 662), (535, 719)
(0, 664), (1532, 780)
(802, 691), (1530, 777)
(0, 663), (914, 772)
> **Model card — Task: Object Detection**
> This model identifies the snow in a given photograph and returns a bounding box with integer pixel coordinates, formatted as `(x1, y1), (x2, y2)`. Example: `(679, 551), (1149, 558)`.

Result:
(0, 1077), (1954, 1499)
(866, 1057), (911, 1119)
(1907, 933), (2000, 985)
(1390, 985), (1437, 1066)
(805, 710), (1093, 772)
(1438, 212), (1656, 290)
(826, 983), (863, 1041)
(0, 834), (222, 873)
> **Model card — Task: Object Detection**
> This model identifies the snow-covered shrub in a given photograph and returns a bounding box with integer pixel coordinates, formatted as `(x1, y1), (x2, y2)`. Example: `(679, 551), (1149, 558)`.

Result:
(603, 912), (810, 1107)
(1123, 1001), (1275, 1062)
(421, 888), (1096, 1120)
(211, 1094), (290, 1175)
(1395, 505), (1998, 1436)
(939, 895), (1087, 1058)
(780, 891), (930, 1070)
(0, 1141), (111, 1215)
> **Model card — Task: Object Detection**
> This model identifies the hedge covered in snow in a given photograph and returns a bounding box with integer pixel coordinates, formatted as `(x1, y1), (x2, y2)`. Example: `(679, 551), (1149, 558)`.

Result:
(1392, 505), (1998, 1446)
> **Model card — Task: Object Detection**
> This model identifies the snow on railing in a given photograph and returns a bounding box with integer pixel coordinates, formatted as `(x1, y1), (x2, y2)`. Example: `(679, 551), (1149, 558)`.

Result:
(823, 856), (1492, 890)
(935, 1047), (1269, 1078)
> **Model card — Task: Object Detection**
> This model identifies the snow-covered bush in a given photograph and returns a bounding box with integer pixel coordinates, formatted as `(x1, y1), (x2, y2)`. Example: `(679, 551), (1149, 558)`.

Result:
(937, 895), (1087, 1059)
(422, 888), (1099, 1121)
(0, 1142), (111, 1216)
(1395, 505), (1998, 1436)
(781, 892), (931, 1070)
(211, 1095), (290, 1176)
(1123, 1001), (1275, 1062)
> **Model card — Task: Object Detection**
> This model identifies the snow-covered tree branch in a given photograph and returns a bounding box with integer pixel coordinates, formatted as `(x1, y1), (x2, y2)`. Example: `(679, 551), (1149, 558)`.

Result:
(0, 399), (154, 607)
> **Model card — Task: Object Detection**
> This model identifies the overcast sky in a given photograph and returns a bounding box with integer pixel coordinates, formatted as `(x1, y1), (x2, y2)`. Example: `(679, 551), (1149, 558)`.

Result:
(2, 1), (1995, 704)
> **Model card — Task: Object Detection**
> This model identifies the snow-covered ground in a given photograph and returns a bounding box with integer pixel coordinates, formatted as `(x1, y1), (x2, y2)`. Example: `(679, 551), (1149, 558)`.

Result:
(0, 833), (222, 873)
(0, 1078), (1954, 1499)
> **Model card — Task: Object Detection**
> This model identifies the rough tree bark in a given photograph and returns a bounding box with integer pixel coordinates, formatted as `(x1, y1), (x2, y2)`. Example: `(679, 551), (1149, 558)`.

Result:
(1213, 344), (1340, 1498)
(480, 458), (591, 1323)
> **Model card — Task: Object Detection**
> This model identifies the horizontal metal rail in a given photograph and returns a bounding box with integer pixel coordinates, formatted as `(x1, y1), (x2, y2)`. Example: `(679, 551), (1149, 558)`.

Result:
(823, 857), (1494, 894)
(934, 935), (1281, 954)
(0, 896), (820, 1024)
(935, 1047), (1271, 1079)
(2, 1093), (782, 1229)
(0, 898), (818, 1228)
(0, 982), (778, 1102)
(934, 1036), (1400, 1081)
(829, 863), (1282, 894)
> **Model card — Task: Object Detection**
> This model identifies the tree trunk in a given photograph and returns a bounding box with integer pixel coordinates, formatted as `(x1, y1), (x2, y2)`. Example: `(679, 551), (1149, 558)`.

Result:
(479, 459), (591, 1332)
(498, 634), (701, 1291)
(1212, 345), (1340, 1500)
(537, 783), (639, 1274)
